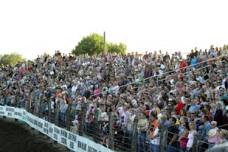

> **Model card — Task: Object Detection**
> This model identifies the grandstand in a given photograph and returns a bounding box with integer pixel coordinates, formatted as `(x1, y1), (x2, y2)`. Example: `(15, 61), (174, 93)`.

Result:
(0, 46), (228, 152)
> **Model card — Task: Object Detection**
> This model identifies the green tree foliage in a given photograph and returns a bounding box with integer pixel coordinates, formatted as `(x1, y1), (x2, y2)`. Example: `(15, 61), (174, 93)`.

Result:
(72, 33), (127, 56)
(72, 33), (104, 56)
(0, 53), (25, 66)
(108, 43), (127, 55)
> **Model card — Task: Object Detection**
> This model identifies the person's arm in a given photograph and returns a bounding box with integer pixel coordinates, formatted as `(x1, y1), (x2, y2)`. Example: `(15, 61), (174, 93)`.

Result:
(169, 127), (179, 145)
(169, 134), (178, 145)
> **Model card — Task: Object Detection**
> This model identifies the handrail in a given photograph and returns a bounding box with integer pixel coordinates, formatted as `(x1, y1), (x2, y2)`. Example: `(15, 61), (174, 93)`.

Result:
(89, 54), (228, 98)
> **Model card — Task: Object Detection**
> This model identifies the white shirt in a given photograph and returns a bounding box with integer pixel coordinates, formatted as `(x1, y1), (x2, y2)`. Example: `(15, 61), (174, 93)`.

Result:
(71, 85), (78, 93)
(187, 130), (197, 148)
(150, 128), (160, 145)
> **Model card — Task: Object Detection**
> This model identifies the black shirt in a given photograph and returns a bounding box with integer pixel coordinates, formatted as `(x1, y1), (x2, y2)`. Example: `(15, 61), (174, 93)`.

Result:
(167, 125), (179, 147)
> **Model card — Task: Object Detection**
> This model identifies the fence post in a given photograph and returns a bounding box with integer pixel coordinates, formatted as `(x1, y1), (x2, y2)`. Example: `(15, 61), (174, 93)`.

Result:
(66, 102), (72, 130)
(48, 98), (52, 122)
(160, 126), (167, 152)
(193, 136), (199, 152)
(79, 102), (86, 136)
(54, 99), (60, 126)
(25, 98), (30, 112)
(28, 94), (32, 113)
(108, 111), (114, 150)
(131, 117), (138, 152)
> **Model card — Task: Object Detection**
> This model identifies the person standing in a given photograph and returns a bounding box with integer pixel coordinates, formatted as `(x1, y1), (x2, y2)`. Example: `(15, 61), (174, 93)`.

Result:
(148, 112), (160, 152)
(186, 123), (197, 152)
(167, 117), (179, 152)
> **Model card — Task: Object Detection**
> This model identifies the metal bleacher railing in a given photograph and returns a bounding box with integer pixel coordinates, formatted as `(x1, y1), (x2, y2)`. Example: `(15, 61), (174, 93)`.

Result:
(67, 54), (226, 152)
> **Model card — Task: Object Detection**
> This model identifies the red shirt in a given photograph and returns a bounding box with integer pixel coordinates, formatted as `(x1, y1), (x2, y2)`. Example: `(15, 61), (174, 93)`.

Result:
(179, 60), (187, 73)
(176, 101), (184, 115)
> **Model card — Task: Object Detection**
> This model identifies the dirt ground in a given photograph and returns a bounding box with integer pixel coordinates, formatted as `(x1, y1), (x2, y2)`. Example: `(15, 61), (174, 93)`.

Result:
(0, 118), (69, 152)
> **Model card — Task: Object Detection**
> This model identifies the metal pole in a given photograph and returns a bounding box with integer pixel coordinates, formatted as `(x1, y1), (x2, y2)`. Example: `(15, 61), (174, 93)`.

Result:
(55, 99), (60, 126)
(108, 111), (114, 150)
(104, 31), (106, 54)
(131, 117), (138, 152)
(48, 96), (51, 122)
(66, 102), (72, 130)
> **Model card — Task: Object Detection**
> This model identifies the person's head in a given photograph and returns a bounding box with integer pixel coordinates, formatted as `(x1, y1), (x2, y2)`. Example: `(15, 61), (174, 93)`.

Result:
(170, 117), (177, 125)
(202, 115), (209, 123)
(189, 122), (196, 130)
(150, 112), (157, 121)
(217, 129), (228, 140)
(183, 122), (190, 130)
(180, 116), (187, 125)
(192, 98), (198, 104)
(138, 112), (146, 120)
(211, 121), (217, 128)
(144, 104), (150, 110)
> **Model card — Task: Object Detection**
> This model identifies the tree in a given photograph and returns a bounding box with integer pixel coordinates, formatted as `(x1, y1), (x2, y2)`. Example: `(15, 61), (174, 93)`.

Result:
(0, 53), (25, 66)
(72, 33), (127, 56)
(108, 43), (127, 55)
(72, 33), (105, 56)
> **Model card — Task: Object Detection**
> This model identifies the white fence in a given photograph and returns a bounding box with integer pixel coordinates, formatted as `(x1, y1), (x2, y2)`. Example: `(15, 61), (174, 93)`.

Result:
(0, 105), (113, 152)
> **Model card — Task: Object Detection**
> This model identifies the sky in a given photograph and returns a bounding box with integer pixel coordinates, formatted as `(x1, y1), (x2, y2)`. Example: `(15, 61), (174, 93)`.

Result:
(0, 0), (228, 59)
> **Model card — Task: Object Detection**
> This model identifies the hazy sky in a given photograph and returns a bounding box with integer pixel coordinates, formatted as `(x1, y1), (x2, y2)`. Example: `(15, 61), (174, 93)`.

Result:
(0, 0), (227, 59)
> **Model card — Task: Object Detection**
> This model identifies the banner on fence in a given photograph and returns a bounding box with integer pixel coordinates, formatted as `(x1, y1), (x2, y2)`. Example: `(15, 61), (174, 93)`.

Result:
(0, 106), (5, 116)
(0, 105), (113, 152)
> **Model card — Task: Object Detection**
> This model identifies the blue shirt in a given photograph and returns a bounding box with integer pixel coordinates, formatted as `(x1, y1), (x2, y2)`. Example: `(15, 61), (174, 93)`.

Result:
(179, 126), (185, 136)
(191, 88), (201, 98)
(191, 57), (197, 67)
(189, 104), (200, 113)
(202, 121), (212, 138)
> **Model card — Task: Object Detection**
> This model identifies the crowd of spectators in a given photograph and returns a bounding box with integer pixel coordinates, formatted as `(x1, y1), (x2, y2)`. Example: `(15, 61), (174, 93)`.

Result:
(0, 45), (228, 152)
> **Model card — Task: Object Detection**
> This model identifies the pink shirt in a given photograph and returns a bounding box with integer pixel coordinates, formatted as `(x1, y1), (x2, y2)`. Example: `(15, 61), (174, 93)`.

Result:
(94, 89), (101, 97)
